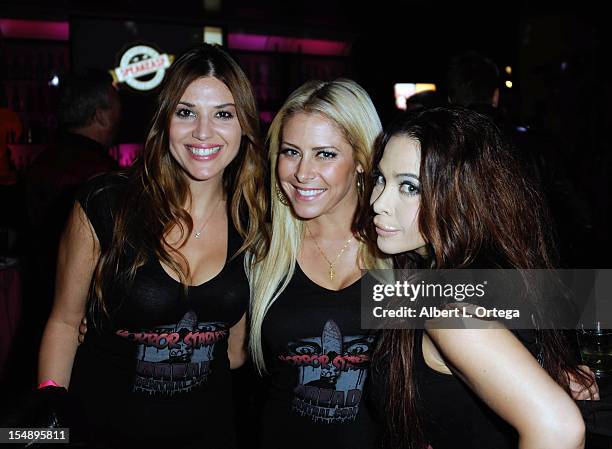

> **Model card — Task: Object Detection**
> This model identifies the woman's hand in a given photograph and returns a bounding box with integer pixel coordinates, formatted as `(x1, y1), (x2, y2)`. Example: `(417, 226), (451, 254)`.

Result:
(569, 365), (600, 400)
(78, 317), (88, 344)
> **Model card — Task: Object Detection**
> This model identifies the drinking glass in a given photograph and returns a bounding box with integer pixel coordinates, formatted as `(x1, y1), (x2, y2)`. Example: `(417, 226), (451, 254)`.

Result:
(577, 321), (612, 378)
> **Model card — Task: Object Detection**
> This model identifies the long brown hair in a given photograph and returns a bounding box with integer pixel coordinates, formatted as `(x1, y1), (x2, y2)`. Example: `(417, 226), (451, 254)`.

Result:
(89, 44), (269, 323)
(361, 107), (591, 449)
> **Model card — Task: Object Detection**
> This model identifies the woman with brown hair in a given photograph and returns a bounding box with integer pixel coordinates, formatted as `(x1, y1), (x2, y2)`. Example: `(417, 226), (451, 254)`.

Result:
(365, 106), (593, 449)
(36, 44), (268, 448)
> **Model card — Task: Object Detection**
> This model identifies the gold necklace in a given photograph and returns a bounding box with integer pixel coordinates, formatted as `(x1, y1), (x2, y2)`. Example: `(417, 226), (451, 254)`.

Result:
(306, 225), (353, 281)
(193, 198), (222, 239)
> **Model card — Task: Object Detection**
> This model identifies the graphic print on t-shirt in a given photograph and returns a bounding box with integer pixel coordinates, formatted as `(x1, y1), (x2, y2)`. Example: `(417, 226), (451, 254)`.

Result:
(278, 319), (374, 423)
(116, 310), (227, 396)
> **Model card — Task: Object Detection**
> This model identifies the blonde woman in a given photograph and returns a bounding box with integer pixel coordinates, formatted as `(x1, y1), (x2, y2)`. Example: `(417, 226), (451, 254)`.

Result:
(247, 79), (388, 448)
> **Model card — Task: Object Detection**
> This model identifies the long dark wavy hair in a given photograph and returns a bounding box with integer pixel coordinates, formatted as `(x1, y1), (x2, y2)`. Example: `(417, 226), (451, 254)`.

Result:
(88, 44), (269, 323)
(359, 106), (592, 449)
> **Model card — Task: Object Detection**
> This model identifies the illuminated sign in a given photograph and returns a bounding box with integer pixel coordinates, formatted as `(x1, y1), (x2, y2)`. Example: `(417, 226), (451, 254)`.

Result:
(113, 45), (172, 91)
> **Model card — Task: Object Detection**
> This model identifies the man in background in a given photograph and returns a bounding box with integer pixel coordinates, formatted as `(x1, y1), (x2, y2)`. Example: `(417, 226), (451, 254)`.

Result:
(446, 51), (592, 267)
(25, 68), (121, 245)
(8, 70), (121, 391)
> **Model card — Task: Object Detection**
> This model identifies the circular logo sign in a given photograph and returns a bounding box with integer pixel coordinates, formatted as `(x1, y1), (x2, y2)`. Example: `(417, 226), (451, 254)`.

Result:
(114, 45), (172, 91)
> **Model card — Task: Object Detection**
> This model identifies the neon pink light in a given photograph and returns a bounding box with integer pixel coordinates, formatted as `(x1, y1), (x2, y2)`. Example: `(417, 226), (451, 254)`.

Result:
(228, 33), (350, 56)
(0, 19), (69, 41)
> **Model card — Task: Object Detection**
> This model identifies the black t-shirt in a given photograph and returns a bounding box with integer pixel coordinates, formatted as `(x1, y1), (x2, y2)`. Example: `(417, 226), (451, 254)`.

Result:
(69, 174), (248, 448)
(260, 264), (381, 448)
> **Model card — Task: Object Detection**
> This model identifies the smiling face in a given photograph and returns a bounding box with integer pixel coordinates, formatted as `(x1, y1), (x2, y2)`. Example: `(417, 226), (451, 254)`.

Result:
(168, 76), (242, 185)
(370, 135), (427, 256)
(277, 112), (361, 220)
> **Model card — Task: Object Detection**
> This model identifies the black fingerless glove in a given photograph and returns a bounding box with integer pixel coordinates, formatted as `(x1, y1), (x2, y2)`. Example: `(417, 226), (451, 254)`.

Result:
(29, 385), (71, 429)
(3, 386), (70, 429)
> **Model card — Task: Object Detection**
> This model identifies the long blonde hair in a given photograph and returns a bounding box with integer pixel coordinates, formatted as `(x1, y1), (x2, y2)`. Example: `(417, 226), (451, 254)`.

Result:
(247, 79), (389, 373)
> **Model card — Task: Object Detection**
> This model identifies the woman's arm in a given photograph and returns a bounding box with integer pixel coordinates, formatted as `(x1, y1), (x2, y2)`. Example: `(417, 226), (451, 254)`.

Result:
(38, 203), (100, 388)
(426, 326), (585, 449)
(227, 312), (247, 369)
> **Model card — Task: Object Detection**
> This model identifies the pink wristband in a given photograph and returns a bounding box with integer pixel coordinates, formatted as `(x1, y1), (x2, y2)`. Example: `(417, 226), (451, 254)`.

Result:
(37, 379), (61, 389)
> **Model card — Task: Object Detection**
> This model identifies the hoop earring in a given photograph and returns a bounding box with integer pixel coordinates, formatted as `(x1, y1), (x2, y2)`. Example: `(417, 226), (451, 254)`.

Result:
(276, 185), (289, 205)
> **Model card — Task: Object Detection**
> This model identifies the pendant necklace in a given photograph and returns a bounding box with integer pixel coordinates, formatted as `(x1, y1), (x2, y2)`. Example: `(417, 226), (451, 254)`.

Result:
(193, 198), (222, 239)
(306, 224), (353, 281)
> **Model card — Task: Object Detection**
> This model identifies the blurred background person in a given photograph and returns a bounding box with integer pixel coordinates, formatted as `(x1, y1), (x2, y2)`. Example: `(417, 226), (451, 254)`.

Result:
(446, 50), (592, 268)
(5, 71), (123, 395)
(25, 68), (121, 295)
(25, 68), (121, 296)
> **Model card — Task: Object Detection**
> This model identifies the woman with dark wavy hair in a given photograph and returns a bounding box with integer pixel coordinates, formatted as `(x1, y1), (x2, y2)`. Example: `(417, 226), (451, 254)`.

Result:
(37, 44), (269, 448)
(364, 106), (593, 449)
